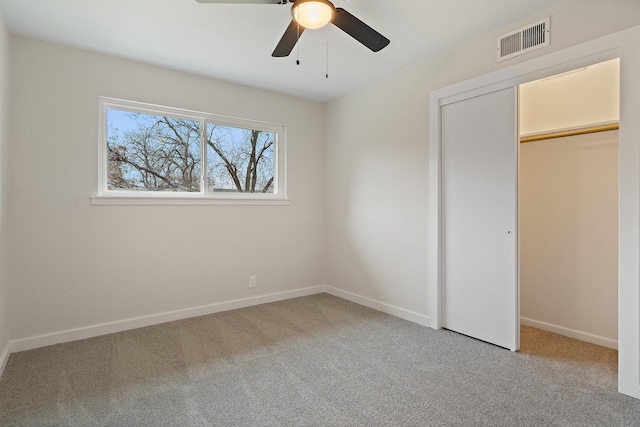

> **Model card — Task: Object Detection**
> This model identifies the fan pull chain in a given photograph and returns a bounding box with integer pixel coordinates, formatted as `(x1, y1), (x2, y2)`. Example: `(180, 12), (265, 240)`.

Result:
(296, 10), (301, 65)
(325, 26), (329, 78)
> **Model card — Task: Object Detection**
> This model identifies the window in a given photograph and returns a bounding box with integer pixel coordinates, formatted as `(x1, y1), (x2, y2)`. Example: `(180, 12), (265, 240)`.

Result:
(94, 98), (287, 205)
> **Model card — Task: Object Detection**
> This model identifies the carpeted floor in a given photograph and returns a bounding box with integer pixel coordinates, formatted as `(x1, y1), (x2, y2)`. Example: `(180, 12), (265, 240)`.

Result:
(0, 294), (638, 426)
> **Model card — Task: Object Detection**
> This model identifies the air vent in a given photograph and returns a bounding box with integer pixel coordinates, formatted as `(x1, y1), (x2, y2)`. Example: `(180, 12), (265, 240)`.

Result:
(497, 17), (550, 62)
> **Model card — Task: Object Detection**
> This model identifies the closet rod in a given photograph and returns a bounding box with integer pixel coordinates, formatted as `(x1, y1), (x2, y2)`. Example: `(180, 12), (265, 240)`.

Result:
(520, 123), (619, 143)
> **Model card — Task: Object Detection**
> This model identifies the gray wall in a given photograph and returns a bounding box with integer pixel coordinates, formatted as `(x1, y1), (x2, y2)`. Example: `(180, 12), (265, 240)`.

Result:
(8, 36), (327, 340)
(5, 0), (640, 350)
(520, 131), (618, 347)
(325, 0), (640, 319)
(0, 6), (10, 364)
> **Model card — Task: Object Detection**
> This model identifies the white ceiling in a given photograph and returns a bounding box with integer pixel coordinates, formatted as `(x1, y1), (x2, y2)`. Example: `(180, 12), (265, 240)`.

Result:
(0, 0), (569, 102)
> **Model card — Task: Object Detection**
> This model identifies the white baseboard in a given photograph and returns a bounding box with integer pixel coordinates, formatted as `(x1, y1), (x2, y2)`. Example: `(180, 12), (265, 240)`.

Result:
(521, 317), (618, 350)
(2, 285), (429, 380)
(8, 286), (326, 354)
(0, 340), (10, 378)
(325, 286), (430, 327)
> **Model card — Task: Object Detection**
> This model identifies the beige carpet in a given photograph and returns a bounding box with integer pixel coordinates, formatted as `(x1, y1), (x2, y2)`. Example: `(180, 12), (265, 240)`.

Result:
(0, 294), (638, 426)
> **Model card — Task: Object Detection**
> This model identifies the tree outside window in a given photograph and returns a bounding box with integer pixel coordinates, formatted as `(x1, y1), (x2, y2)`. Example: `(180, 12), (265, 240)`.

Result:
(106, 108), (276, 194)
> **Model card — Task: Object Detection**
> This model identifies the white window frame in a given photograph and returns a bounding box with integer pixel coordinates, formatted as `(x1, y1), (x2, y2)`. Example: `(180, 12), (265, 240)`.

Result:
(92, 97), (288, 206)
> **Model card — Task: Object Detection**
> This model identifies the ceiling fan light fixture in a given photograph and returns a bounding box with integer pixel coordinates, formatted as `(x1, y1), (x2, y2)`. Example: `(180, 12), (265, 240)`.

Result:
(291, 0), (335, 30)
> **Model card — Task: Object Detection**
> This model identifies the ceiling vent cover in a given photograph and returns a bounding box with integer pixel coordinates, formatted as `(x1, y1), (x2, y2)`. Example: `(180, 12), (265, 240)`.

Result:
(497, 17), (550, 62)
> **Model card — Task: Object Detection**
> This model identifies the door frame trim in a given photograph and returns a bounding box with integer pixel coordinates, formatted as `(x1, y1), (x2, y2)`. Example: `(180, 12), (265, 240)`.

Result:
(427, 25), (640, 399)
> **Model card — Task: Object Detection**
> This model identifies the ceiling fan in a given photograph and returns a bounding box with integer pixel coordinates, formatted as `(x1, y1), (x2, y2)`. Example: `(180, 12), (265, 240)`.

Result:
(195, 0), (390, 58)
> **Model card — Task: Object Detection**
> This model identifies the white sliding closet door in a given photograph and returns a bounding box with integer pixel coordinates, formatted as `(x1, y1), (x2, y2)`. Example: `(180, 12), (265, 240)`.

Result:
(441, 86), (519, 351)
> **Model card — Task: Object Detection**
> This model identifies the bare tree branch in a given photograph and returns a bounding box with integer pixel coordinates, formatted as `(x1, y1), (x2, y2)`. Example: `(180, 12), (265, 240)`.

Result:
(107, 111), (274, 194)
(207, 139), (243, 191)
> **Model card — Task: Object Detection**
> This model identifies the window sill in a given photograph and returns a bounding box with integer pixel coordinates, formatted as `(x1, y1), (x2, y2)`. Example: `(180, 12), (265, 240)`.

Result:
(91, 195), (291, 206)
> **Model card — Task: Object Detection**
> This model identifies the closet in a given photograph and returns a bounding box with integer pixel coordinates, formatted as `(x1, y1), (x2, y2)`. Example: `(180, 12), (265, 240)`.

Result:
(519, 59), (620, 349)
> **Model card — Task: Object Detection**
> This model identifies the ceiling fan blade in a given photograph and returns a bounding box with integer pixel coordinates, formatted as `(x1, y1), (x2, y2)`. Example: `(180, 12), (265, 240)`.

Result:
(332, 8), (390, 52)
(195, 0), (281, 4)
(272, 20), (305, 57)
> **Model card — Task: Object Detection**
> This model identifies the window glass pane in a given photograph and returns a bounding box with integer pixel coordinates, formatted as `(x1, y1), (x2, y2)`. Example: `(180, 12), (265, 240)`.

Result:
(206, 123), (275, 194)
(106, 109), (201, 192)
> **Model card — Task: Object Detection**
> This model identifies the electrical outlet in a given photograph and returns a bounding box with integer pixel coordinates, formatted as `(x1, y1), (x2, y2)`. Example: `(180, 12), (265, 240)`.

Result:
(249, 276), (256, 289)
